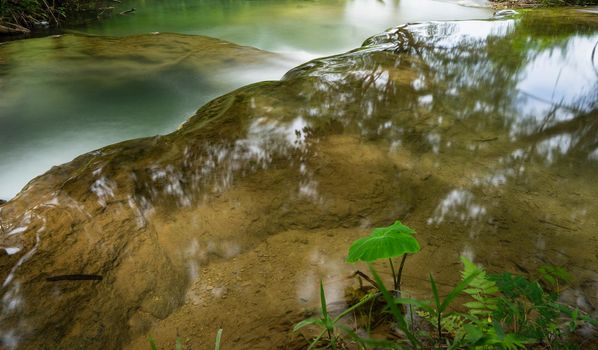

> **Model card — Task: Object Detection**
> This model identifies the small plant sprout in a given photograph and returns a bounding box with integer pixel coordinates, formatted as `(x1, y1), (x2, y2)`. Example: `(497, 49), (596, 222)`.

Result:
(293, 281), (378, 349)
(347, 220), (420, 291)
(214, 328), (223, 350)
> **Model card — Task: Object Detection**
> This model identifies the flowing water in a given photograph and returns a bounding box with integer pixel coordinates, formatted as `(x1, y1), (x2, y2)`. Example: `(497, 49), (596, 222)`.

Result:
(0, 2), (597, 350)
(0, 0), (492, 200)
(79, 0), (491, 56)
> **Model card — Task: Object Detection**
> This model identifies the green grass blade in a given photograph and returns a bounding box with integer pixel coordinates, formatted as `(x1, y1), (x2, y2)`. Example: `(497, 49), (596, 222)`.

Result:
(176, 337), (182, 350)
(319, 281), (335, 344)
(429, 274), (443, 341)
(369, 265), (420, 348)
(394, 297), (434, 314)
(429, 274), (441, 311)
(307, 330), (326, 350)
(293, 318), (325, 332)
(320, 281), (328, 318)
(148, 335), (158, 350)
(332, 292), (377, 323)
(214, 328), (223, 350)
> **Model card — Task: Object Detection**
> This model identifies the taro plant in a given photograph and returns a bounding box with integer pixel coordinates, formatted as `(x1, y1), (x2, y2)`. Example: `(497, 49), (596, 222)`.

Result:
(294, 220), (597, 349)
(347, 220), (420, 291)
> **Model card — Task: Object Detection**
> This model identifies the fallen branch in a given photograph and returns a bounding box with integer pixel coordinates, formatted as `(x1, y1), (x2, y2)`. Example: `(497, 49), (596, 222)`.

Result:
(0, 22), (31, 34)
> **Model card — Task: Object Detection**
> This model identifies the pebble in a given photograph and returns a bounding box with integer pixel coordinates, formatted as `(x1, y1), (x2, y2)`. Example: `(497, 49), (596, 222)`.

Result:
(294, 238), (309, 245)
(212, 287), (228, 299)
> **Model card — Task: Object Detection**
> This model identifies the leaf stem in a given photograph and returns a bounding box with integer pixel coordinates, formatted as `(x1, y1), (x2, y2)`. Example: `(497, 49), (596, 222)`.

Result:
(397, 254), (408, 292)
(389, 258), (397, 290)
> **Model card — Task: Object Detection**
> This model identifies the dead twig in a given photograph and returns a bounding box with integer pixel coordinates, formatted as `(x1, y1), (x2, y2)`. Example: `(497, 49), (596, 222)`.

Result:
(351, 270), (380, 290)
(539, 219), (575, 231)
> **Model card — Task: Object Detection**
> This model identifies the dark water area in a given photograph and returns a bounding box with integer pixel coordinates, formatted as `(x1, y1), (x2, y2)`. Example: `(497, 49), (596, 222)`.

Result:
(0, 7), (597, 349)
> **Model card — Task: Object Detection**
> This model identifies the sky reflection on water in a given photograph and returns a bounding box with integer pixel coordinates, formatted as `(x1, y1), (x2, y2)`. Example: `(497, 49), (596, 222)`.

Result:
(0, 0), (493, 200)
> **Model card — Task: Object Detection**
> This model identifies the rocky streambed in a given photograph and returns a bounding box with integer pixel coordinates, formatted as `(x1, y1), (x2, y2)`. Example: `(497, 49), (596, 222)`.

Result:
(1, 9), (598, 349)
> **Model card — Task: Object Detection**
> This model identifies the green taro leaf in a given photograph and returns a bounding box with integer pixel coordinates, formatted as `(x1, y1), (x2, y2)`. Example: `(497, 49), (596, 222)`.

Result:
(371, 220), (415, 237)
(347, 221), (420, 263)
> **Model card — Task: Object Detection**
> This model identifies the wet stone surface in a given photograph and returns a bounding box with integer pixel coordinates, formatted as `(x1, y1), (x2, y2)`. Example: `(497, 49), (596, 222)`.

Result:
(0, 32), (291, 200)
(1, 9), (598, 349)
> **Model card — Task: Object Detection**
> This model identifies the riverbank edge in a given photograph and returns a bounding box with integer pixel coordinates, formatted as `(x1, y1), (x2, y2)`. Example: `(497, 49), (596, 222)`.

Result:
(2, 0), (598, 37)
(490, 0), (598, 8)
(0, 0), (125, 36)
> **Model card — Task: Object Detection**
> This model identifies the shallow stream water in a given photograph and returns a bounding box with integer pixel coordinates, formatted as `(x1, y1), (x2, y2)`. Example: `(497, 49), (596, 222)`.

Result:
(0, 0), (491, 199)
(0, 2), (597, 350)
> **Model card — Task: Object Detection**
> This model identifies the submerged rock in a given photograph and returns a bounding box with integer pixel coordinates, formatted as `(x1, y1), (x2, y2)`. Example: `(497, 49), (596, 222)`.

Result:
(1, 10), (597, 349)
(493, 9), (518, 17)
(0, 32), (289, 200)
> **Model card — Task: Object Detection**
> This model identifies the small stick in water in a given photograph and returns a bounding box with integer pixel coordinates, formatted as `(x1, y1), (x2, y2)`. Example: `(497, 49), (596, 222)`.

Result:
(119, 8), (135, 15)
(46, 274), (103, 282)
(351, 271), (379, 290)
